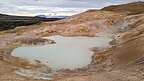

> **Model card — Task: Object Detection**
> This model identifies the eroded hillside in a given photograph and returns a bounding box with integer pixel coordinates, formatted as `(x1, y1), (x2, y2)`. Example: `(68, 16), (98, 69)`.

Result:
(0, 2), (144, 81)
(13, 10), (126, 37)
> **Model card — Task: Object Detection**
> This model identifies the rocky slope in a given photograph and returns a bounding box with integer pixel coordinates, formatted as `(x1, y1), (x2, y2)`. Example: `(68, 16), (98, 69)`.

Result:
(15, 10), (126, 37)
(0, 2), (144, 81)
(102, 1), (144, 15)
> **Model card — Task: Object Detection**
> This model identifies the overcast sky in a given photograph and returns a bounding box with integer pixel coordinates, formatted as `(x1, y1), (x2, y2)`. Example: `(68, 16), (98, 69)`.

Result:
(0, 0), (143, 16)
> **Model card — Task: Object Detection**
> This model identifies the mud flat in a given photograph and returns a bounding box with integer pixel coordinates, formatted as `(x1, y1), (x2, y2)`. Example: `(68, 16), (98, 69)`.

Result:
(11, 35), (112, 79)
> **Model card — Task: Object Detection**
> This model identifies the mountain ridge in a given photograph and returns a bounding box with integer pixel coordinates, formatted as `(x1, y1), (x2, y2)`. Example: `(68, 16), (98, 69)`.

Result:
(102, 1), (144, 15)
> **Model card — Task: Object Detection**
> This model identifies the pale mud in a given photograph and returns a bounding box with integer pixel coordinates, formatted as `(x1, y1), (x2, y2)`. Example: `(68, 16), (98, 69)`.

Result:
(11, 35), (112, 79)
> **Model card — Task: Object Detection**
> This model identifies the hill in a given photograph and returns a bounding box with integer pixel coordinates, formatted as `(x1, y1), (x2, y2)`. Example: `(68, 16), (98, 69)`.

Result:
(102, 1), (144, 15)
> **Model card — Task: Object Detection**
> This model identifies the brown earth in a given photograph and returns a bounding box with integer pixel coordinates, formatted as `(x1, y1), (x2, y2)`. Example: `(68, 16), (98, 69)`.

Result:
(102, 1), (144, 15)
(0, 2), (144, 81)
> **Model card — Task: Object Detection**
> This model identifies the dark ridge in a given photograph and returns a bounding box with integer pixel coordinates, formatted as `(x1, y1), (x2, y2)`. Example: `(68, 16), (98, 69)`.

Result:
(0, 14), (66, 31)
(86, 9), (97, 12)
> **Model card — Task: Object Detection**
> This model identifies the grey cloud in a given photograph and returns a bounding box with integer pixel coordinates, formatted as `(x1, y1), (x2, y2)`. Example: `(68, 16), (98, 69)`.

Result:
(0, 0), (143, 15)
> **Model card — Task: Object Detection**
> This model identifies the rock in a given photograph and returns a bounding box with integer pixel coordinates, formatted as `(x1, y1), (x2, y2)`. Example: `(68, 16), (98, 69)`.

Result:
(12, 37), (55, 45)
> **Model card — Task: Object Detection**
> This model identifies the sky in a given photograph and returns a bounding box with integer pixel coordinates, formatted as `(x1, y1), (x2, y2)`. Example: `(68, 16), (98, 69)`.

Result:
(0, 0), (143, 16)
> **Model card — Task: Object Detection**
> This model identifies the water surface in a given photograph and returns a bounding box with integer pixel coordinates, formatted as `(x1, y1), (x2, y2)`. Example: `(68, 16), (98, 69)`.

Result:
(12, 35), (112, 70)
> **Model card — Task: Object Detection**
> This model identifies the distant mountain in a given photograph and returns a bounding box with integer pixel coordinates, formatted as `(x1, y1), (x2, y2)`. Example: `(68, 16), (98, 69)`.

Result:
(0, 14), (40, 30)
(0, 14), (67, 31)
(35, 15), (69, 21)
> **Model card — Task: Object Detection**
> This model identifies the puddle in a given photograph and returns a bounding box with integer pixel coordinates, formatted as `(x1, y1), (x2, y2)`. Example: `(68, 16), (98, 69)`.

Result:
(11, 35), (112, 79)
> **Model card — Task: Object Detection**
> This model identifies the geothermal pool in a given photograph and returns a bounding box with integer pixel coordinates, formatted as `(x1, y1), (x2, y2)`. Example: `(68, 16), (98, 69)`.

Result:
(12, 35), (112, 70)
